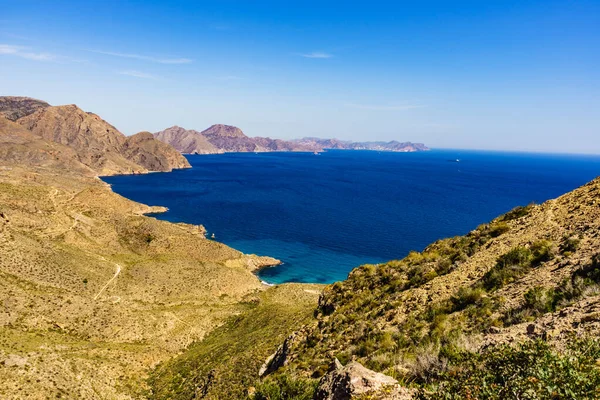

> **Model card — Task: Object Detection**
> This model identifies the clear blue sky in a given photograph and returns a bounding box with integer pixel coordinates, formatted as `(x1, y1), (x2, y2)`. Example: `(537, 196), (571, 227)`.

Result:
(1, 0), (598, 153)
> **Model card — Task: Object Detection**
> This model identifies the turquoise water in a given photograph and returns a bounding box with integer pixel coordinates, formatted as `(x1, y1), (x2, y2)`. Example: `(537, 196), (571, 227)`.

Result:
(103, 149), (600, 284)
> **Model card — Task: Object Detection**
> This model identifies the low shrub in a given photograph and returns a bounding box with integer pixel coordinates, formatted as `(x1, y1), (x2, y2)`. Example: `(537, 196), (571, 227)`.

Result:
(560, 235), (581, 255)
(419, 338), (600, 400)
(488, 222), (510, 237)
(499, 204), (534, 222)
(252, 374), (318, 400)
(483, 247), (532, 291)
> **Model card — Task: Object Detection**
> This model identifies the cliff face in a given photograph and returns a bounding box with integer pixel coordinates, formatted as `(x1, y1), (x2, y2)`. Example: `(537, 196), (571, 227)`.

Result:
(14, 102), (189, 175)
(0, 96), (50, 121)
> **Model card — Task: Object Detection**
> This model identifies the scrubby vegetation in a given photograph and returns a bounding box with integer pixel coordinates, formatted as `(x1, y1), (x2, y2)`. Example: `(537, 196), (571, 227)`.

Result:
(419, 338), (600, 400)
(253, 375), (318, 400)
(148, 285), (320, 399)
(503, 253), (600, 325)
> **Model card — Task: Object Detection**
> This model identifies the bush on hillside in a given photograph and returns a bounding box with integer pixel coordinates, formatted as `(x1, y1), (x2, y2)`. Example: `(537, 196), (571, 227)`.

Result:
(418, 338), (600, 400)
(252, 374), (317, 400)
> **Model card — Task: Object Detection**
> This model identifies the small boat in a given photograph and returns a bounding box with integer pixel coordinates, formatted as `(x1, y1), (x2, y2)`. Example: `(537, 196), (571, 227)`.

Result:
(211, 233), (216, 239)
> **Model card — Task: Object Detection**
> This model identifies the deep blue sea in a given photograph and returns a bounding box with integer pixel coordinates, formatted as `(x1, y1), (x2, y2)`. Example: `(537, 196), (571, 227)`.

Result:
(103, 150), (600, 284)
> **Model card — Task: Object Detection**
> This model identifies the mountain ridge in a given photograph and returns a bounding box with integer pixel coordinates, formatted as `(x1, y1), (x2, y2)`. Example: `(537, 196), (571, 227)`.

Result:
(1, 96), (191, 175)
(154, 124), (430, 154)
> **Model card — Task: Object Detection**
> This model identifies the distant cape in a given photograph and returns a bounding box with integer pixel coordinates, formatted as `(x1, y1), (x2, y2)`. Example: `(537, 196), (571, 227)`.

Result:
(154, 124), (429, 154)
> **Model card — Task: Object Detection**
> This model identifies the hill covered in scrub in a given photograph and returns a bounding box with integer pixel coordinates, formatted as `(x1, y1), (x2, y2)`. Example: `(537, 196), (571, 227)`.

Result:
(151, 178), (600, 399)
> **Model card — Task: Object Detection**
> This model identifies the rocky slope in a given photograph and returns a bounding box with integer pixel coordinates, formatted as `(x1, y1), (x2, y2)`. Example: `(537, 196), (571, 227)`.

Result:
(0, 96), (50, 121)
(154, 125), (429, 154)
(15, 103), (190, 175)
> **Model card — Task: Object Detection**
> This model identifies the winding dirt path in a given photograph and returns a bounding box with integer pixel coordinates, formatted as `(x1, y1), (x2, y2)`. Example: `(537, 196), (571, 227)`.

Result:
(94, 263), (122, 301)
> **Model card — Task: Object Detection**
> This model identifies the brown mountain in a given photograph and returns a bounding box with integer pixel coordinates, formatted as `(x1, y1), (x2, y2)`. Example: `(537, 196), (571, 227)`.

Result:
(201, 124), (260, 152)
(154, 124), (429, 154)
(16, 104), (190, 175)
(0, 116), (94, 176)
(154, 125), (221, 154)
(0, 96), (50, 121)
(123, 131), (191, 172)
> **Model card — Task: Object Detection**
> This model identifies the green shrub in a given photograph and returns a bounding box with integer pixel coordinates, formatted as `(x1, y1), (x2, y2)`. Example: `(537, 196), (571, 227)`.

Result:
(530, 240), (555, 266)
(560, 236), (581, 255)
(252, 374), (318, 400)
(489, 222), (510, 237)
(450, 287), (485, 312)
(419, 338), (600, 400)
(500, 204), (534, 222)
(483, 247), (532, 291)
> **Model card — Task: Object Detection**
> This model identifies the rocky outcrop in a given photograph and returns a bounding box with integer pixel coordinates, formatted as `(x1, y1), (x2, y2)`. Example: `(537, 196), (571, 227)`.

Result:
(154, 126), (221, 154)
(259, 332), (299, 376)
(314, 360), (414, 400)
(0, 96), (50, 121)
(123, 131), (190, 172)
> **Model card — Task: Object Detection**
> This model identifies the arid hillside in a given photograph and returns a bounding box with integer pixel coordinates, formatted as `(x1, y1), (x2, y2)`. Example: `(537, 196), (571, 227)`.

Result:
(0, 100), (318, 399)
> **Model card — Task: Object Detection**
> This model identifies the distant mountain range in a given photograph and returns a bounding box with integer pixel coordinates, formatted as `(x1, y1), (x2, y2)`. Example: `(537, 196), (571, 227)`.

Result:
(154, 125), (429, 154)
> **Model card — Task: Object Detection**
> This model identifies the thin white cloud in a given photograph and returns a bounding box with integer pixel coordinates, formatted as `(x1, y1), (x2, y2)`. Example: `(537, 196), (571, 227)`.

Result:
(90, 49), (192, 64)
(118, 70), (157, 79)
(299, 51), (333, 59)
(345, 103), (425, 111)
(0, 44), (55, 61)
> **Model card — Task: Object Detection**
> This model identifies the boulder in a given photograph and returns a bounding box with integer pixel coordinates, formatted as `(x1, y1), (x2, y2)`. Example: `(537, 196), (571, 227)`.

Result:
(314, 360), (413, 400)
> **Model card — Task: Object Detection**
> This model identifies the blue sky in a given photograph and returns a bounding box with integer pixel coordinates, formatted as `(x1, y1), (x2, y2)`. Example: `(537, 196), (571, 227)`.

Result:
(0, 0), (598, 153)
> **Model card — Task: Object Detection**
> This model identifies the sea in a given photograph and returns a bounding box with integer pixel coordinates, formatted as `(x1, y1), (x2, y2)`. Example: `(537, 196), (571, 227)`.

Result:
(102, 149), (600, 284)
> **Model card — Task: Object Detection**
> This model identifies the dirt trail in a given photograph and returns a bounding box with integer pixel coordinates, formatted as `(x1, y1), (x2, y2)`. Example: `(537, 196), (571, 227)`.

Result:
(94, 263), (122, 301)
